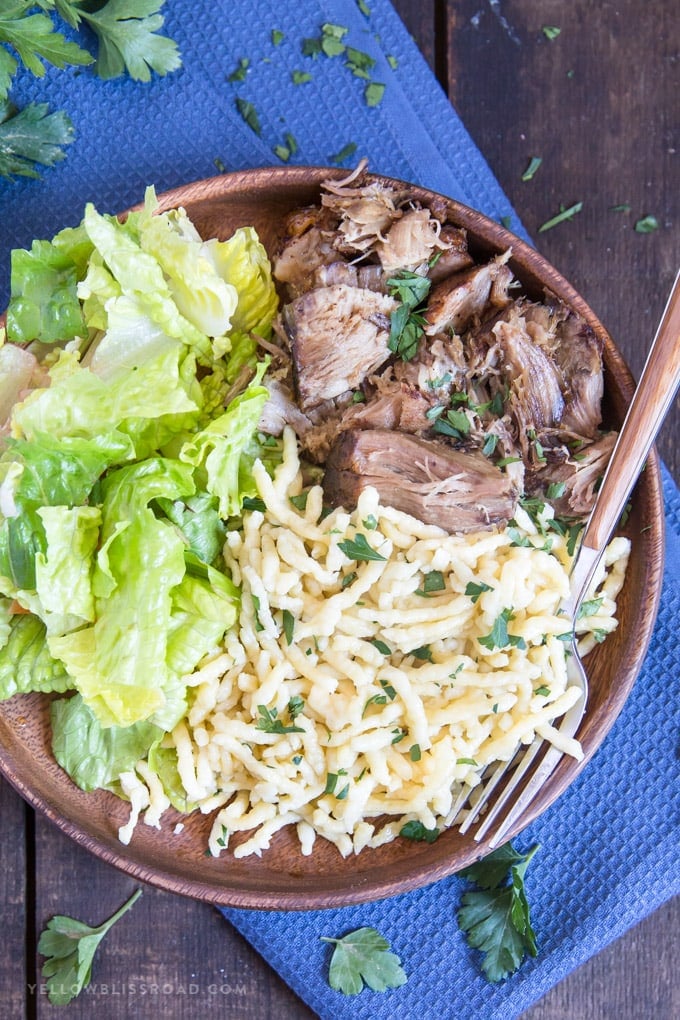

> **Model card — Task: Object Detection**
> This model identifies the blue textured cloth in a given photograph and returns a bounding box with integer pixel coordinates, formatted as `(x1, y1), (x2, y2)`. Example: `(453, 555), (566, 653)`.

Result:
(1, 3), (677, 1018)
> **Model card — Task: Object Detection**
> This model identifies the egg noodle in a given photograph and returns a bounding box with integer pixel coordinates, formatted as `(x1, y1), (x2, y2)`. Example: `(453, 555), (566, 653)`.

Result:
(117, 428), (629, 856)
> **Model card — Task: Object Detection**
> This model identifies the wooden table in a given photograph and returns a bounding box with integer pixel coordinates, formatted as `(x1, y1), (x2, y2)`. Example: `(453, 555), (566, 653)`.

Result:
(2, 2), (677, 1017)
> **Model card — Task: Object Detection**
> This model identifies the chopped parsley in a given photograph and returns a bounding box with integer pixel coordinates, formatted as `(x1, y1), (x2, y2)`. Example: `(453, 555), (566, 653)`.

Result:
(328, 141), (358, 164)
(521, 156), (542, 181)
(538, 201), (583, 233)
(387, 270), (432, 361)
(465, 581), (494, 603)
(369, 637), (392, 655)
(415, 569), (446, 597)
(400, 819), (439, 842)
(282, 609), (295, 645)
(338, 533), (386, 561)
(291, 69), (312, 84)
(365, 81), (385, 107)
(634, 215), (659, 233)
(235, 97), (261, 135)
(242, 495), (266, 512)
(577, 597), (604, 619)
(542, 25), (561, 40)
(478, 609), (527, 651)
(228, 57), (250, 82)
(256, 703), (304, 734)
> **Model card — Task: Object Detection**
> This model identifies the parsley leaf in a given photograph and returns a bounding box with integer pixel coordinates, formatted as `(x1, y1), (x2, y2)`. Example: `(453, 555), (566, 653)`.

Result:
(235, 97), (261, 135)
(458, 844), (539, 982)
(281, 608), (295, 645)
(387, 270), (431, 361)
(0, 98), (74, 179)
(256, 704), (304, 734)
(542, 25), (561, 40)
(320, 927), (407, 995)
(415, 569), (446, 597)
(634, 215), (659, 233)
(538, 201), (583, 232)
(465, 580), (494, 604)
(38, 889), (142, 1005)
(478, 608), (527, 651)
(365, 81), (385, 106)
(70, 0), (182, 82)
(0, 5), (92, 99)
(338, 533), (386, 562)
(400, 819), (438, 842)
(521, 156), (542, 181)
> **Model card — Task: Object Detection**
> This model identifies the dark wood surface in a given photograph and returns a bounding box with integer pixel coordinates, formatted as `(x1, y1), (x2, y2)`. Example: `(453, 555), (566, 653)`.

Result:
(1, 2), (677, 1018)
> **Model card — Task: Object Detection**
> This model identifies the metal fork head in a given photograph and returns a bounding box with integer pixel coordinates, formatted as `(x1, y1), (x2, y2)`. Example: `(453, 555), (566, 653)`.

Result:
(452, 641), (588, 849)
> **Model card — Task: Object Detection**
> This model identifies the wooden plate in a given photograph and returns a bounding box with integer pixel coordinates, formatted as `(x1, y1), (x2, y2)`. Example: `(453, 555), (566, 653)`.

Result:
(0, 168), (664, 909)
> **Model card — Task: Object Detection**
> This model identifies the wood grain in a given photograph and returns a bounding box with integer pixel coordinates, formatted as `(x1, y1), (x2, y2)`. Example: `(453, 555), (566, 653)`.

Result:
(442, 0), (679, 483)
(0, 782), (29, 1019)
(1, 2), (678, 1019)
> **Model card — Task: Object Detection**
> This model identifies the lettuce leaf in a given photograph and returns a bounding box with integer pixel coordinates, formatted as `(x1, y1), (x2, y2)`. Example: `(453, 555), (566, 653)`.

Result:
(12, 343), (200, 443)
(0, 612), (70, 699)
(5, 239), (87, 344)
(139, 207), (238, 338)
(202, 227), (278, 335)
(51, 694), (162, 792)
(34, 506), (101, 623)
(147, 743), (196, 812)
(82, 203), (215, 363)
(49, 459), (194, 728)
(179, 363), (269, 518)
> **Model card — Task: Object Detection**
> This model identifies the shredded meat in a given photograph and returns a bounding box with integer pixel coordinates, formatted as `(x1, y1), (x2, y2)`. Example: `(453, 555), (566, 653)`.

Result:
(282, 284), (397, 410)
(553, 314), (604, 438)
(264, 168), (614, 531)
(424, 253), (513, 337)
(323, 429), (518, 532)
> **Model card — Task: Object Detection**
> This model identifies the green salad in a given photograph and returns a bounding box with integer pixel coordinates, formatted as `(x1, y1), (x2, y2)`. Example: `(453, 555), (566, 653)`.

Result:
(0, 188), (279, 795)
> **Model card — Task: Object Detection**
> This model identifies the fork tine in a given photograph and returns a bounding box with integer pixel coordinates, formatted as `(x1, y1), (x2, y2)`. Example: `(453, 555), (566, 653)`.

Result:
(471, 738), (546, 840)
(474, 684), (587, 847)
(456, 752), (520, 833)
(483, 743), (567, 848)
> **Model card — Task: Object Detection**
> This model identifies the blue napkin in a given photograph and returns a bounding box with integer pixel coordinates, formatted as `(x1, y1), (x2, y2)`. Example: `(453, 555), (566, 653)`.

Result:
(1, 3), (677, 1018)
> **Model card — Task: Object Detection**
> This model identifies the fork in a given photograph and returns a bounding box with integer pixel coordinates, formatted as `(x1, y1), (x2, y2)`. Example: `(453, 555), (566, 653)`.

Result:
(455, 268), (680, 849)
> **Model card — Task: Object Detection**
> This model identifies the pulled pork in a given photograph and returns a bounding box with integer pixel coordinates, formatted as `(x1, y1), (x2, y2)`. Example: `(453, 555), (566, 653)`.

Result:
(258, 166), (613, 532)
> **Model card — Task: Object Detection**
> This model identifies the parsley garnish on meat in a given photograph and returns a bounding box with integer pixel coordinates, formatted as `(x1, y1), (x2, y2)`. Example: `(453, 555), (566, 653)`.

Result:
(387, 271), (432, 361)
(458, 843), (540, 982)
(320, 927), (407, 995)
(542, 25), (561, 40)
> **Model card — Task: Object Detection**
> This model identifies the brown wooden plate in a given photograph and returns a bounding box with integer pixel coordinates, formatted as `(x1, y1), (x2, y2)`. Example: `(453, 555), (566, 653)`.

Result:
(0, 168), (664, 909)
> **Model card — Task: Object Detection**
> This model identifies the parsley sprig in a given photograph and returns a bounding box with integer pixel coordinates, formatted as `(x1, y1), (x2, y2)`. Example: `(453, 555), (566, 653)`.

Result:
(320, 927), (407, 995)
(458, 843), (540, 982)
(387, 271), (432, 361)
(38, 889), (142, 1005)
(0, 1), (180, 178)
